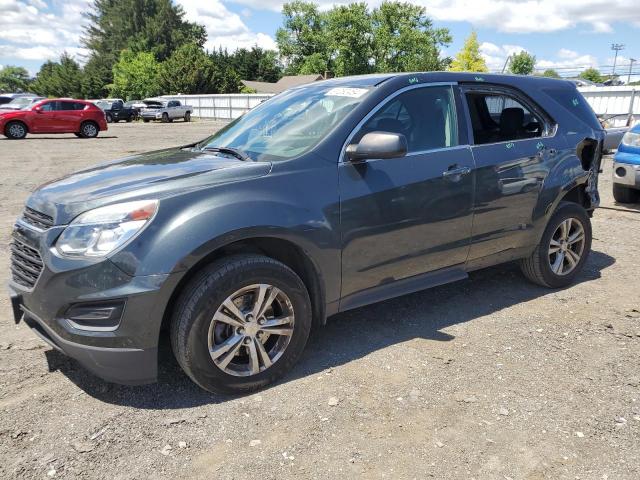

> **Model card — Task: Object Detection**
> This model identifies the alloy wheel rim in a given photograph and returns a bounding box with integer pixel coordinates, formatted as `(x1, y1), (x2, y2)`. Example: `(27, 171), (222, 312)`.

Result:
(548, 217), (585, 276)
(207, 284), (295, 377)
(9, 124), (24, 137)
(84, 124), (97, 137)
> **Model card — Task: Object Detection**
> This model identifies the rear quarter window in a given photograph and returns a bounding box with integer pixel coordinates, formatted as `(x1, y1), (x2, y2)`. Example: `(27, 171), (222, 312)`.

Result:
(542, 85), (602, 132)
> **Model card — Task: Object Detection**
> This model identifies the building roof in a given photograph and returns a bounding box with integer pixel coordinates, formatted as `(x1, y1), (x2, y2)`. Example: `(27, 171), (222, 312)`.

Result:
(241, 74), (324, 94)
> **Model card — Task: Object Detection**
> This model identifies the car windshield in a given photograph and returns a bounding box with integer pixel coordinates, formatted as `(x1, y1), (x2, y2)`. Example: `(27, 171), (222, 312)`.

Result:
(198, 85), (372, 161)
(4, 97), (39, 109)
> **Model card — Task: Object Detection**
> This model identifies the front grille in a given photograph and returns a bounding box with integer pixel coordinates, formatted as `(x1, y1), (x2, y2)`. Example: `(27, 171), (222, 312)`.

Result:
(21, 207), (53, 230)
(10, 235), (44, 288)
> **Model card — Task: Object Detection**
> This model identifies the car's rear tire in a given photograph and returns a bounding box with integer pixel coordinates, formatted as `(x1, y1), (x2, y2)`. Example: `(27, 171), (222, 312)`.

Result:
(126, 118), (133, 123)
(143, 118), (150, 123)
(79, 121), (99, 138)
(170, 255), (312, 394)
(519, 202), (592, 288)
(162, 113), (169, 123)
(105, 113), (113, 123)
(184, 111), (191, 122)
(613, 184), (639, 204)
(4, 121), (27, 140)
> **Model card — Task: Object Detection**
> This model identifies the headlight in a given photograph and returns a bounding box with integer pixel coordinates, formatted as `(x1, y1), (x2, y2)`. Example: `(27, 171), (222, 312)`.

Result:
(55, 200), (158, 257)
(621, 131), (640, 147)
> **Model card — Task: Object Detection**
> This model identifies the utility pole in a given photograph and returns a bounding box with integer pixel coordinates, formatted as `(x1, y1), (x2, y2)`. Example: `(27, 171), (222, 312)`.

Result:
(611, 43), (625, 76)
(628, 58), (636, 84)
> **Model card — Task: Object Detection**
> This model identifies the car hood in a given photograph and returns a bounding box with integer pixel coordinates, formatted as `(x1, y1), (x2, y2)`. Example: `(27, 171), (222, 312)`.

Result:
(26, 147), (272, 225)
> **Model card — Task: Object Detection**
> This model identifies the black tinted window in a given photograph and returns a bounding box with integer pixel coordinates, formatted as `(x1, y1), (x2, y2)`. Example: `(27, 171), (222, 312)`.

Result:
(465, 91), (545, 145)
(356, 86), (458, 153)
(59, 101), (84, 111)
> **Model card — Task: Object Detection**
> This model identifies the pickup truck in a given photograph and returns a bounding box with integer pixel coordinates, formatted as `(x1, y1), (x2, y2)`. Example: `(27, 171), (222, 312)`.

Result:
(140, 98), (192, 123)
(103, 100), (137, 123)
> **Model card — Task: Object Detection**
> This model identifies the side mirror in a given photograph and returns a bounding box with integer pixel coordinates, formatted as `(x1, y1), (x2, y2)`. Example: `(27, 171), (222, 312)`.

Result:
(346, 131), (408, 162)
(34, 107), (43, 113)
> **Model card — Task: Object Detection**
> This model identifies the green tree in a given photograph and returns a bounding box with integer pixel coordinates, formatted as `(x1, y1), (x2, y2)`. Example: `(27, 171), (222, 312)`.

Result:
(449, 31), (487, 72)
(231, 47), (282, 83)
(371, 1), (451, 73)
(508, 51), (536, 75)
(0, 66), (30, 92)
(541, 68), (560, 78)
(276, 1), (329, 75)
(31, 54), (83, 98)
(158, 43), (214, 94)
(326, 3), (373, 76)
(82, 0), (206, 96)
(110, 50), (160, 99)
(580, 67), (604, 83)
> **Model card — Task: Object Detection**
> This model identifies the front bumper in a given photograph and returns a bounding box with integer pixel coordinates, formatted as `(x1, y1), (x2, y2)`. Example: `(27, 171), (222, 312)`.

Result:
(613, 160), (640, 188)
(140, 111), (162, 120)
(9, 222), (179, 385)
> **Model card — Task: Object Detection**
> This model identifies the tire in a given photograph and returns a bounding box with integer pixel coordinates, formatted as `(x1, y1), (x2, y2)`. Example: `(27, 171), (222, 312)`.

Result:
(79, 121), (99, 138)
(105, 113), (113, 123)
(143, 119), (150, 123)
(74, 133), (81, 138)
(4, 121), (27, 139)
(171, 255), (312, 394)
(162, 113), (169, 123)
(184, 111), (191, 122)
(613, 184), (639, 204)
(520, 202), (592, 288)
(126, 118), (133, 123)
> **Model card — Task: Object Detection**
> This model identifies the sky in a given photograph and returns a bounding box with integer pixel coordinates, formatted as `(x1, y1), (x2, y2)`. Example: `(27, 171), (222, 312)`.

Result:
(0, 0), (639, 80)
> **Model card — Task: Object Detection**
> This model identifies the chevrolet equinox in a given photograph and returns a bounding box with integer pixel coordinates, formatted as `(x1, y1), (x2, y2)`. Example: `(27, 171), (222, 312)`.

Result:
(9, 73), (604, 393)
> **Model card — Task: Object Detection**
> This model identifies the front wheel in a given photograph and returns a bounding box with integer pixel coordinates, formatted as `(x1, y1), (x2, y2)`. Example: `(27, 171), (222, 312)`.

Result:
(4, 121), (27, 139)
(105, 113), (113, 123)
(520, 202), (592, 288)
(162, 113), (169, 123)
(613, 184), (639, 204)
(171, 255), (312, 394)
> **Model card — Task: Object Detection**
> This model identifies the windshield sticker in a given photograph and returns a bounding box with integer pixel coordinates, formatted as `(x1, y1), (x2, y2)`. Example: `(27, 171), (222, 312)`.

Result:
(325, 87), (368, 98)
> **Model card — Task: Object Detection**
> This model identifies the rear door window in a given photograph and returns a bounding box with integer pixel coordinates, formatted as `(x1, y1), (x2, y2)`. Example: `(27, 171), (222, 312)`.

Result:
(59, 101), (84, 111)
(464, 89), (549, 145)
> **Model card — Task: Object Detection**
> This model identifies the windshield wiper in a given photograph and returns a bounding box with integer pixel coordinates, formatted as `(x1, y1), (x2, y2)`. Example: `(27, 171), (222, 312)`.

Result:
(202, 146), (250, 161)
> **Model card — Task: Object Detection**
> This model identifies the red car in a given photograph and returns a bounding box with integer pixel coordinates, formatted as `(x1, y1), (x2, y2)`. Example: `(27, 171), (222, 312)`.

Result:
(0, 99), (108, 140)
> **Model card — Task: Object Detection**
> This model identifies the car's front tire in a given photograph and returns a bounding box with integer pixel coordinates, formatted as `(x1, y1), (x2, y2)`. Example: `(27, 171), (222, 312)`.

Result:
(520, 202), (592, 288)
(162, 113), (169, 123)
(4, 121), (27, 140)
(170, 255), (312, 394)
(613, 184), (639, 204)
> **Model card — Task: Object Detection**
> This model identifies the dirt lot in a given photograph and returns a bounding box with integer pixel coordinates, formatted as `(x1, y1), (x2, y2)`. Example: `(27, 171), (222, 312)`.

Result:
(0, 121), (639, 480)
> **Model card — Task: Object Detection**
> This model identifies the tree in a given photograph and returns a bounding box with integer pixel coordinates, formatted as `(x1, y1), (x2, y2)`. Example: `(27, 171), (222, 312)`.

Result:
(0, 66), (30, 92)
(231, 47), (281, 83)
(276, 1), (329, 75)
(158, 43), (214, 94)
(31, 54), (83, 98)
(508, 51), (536, 75)
(580, 67), (604, 83)
(82, 0), (206, 96)
(110, 50), (160, 99)
(449, 31), (487, 72)
(541, 68), (560, 78)
(371, 2), (451, 73)
(326, 3), (373, 76)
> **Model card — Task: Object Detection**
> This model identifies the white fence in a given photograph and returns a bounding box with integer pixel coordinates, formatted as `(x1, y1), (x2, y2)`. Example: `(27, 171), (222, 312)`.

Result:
(160, 94), (272, 120)
(578, 86), (639, 127)
(163, 89), (640, 127)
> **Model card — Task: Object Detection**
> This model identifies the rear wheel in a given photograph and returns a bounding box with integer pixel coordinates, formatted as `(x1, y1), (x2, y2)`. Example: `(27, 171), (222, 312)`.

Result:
(79, 121), (99, 138)
(613, 184), (639, 204)
(105, 113), (113, 123)
(4, 121), (27, 140)
(143, 118), (150, 123)
(184, 111), (191, 122)
(520, 202), (592, 288)
(171, 255), (312, 394)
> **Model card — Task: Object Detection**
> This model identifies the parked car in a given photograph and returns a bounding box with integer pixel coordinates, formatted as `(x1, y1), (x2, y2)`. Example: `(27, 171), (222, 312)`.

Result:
(103, 99), (137, 123)
(0, 98), (108, 139)
(0, 93), (39, 105)
(124, 100), (146, 116)
(9, 73), (604, 393)
(0, 96), (45, 111)
(612, 123), (640, 203)
(140, 98), (192, 122)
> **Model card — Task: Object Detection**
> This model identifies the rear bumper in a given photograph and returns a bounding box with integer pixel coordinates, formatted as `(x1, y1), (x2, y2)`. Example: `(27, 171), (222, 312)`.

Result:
(14, 299), (157, 385)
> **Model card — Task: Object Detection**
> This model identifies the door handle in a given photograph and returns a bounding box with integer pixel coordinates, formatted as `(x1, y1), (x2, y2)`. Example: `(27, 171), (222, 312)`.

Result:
(442, 166), (471, 178)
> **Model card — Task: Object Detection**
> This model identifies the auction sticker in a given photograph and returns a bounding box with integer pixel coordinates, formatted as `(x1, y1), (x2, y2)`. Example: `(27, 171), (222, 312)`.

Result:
(326, 87), (369, 98)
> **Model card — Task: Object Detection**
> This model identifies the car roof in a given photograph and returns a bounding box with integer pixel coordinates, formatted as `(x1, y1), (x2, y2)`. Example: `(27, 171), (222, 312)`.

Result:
(303, 71), (573, 89)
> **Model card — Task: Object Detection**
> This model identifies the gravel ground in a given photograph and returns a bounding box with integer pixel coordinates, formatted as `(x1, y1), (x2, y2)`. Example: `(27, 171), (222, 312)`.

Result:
(0, 121), (639, 480)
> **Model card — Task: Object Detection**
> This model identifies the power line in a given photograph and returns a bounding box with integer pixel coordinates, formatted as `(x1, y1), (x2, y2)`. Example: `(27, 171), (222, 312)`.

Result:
(611, 43), (625, 75)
